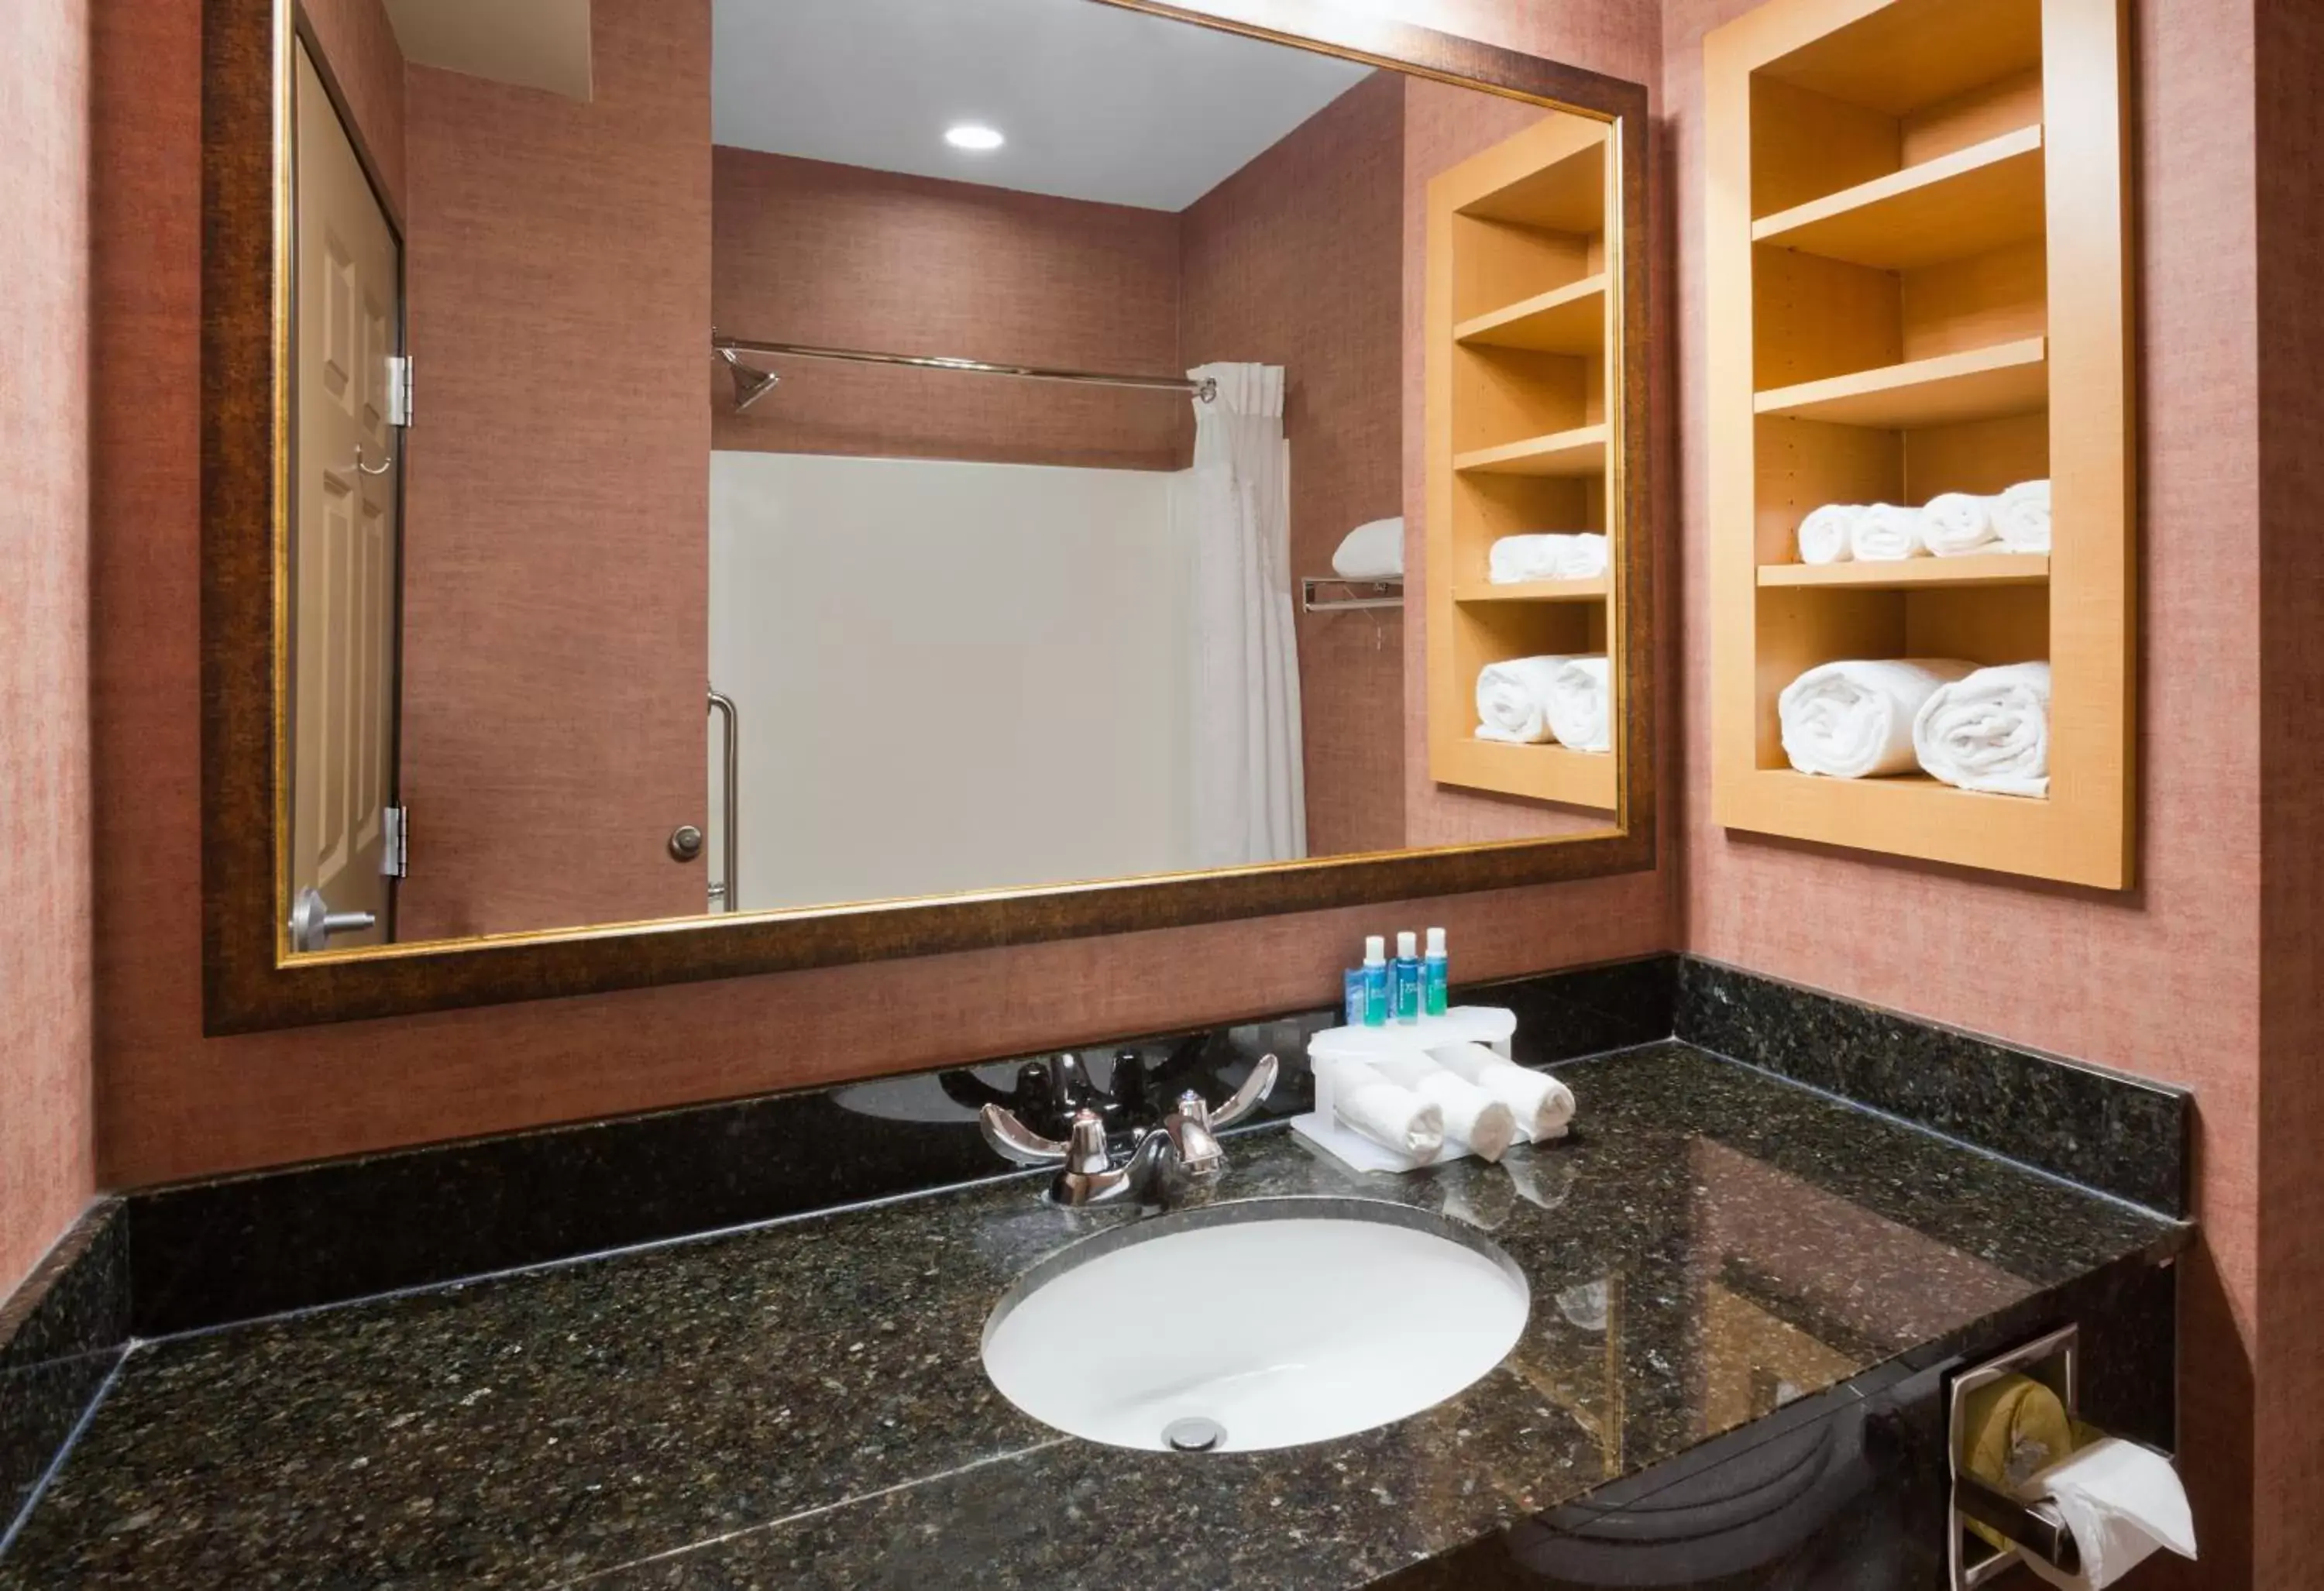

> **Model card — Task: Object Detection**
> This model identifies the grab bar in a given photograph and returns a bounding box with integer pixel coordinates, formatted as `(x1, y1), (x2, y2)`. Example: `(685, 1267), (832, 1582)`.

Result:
(707, 688), (739, 912)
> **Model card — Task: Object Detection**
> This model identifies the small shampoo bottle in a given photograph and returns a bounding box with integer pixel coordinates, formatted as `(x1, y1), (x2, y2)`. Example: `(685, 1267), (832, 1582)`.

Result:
(1393, 931), (1422, 1023)
(1423, 926), (1449, 1016)
(1362, 936), (1390, 1027)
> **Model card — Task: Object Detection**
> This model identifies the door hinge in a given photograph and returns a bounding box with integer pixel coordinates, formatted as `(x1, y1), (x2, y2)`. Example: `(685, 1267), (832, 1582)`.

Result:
(387, 356), (414, 427)
(381, 806), (409, 878)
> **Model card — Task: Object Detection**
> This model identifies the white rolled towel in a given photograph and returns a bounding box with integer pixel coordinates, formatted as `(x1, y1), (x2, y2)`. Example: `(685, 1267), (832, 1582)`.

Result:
(1797, 503), (1859, 566)
(1329, 1060), (1446, 1158)
(1913, 661), (2051, 797)
(1428, 1043), (1575, 1142)
(1994, 479), (2051, 553)
(1366, 1053), (1517, 1162)
(1779, 658), (1976, 778)
(1553, 532), (1609, 579)
(1849, 502), (1926, 561)
(1331, 516), (1404, 579)
(1487, 534), (1573, 584)
(1476, 655), (1572, 744)
(1546, 655), (1611, 752)
(1920, 492), (2000, 557)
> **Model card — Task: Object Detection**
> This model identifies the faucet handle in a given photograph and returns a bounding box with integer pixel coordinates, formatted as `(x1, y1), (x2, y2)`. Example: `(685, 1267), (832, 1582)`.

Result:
(980, 1105), (1112, 1173)
(1208, 1053), (1280, 1131)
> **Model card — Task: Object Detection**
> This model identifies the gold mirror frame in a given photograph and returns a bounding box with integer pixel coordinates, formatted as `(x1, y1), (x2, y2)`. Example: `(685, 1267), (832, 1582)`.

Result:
(201, 0), (1656, 1033)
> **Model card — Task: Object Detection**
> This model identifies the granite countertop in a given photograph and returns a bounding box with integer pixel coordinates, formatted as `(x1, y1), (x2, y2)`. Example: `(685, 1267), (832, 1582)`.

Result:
(0, 1043), (2186, 1589)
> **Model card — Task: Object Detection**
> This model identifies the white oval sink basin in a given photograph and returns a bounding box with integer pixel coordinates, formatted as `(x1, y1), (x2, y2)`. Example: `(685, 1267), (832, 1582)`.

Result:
(982, 1198), (1529, 1452)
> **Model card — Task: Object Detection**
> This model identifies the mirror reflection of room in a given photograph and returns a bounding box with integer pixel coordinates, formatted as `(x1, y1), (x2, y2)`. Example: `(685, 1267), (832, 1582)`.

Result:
(286, 0), (1622, 950)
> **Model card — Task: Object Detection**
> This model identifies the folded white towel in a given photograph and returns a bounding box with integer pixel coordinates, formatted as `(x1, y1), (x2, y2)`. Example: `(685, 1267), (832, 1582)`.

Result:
(1850, 502), (1926, 561)
(1365, 1053), (1517, 1162)
(1797, 504), (1859, 565)
(1994, 479), (2051, 553)
(1920, 492), (2000, 557)
(1553, 532), (1609, 580)
(1330, 1060), (1446, 1158)
(1331, 516), (1404, 579)
(1476, 655), (1573, 744)
(1487, 534), (1572, 584)
(1779, 658), (1978, 778)
(1913, 661), (2051, 797)
(1546, 655), (1611, 752)
(1428, 1043), (1575, 1142)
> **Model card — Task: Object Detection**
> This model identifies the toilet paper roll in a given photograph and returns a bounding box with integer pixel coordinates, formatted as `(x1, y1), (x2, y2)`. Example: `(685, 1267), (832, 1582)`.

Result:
(1363, 1053), (1518, 1161)
(1329, 1060), (1445, 1159)
(2020, 1438), (2196, 1589)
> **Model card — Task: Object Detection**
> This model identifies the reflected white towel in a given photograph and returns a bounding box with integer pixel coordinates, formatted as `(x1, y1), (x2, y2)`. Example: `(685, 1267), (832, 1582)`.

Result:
(1920, 492), (2000, 557)
(1367, 1053), (1518, 1162)
(1428, 1043), (1576, 1142)
(1476, 655), (1572, 744)
(1850, 502), (1926, 561)
(1797, 504), (1860, 565)
(1913, 661), (2051, 797)
(1553, 532), (1608, 579)
(1995, 479), (2051, 553)
(1488, 534), (1573, 584)
(1331, 1060), (1445, 1158)
(1779, 658), (1976, 778)
(1332, 516), (1404, 579)
(1547, 655), (1611, 752)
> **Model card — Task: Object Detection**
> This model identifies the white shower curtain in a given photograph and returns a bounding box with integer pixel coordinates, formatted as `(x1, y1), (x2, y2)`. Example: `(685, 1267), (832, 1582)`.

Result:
(1182, 362), (1306, 867)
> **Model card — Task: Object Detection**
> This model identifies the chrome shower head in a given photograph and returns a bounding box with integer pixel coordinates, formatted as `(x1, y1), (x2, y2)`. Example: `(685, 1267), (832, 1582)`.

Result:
(720, 348), (780, 413)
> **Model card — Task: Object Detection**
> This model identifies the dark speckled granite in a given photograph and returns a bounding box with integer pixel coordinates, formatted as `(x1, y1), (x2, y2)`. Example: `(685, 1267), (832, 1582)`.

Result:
(1676, 958), (2192, 1215)
(0, 1045), (2186, 1590)
(0, 1202), (128, 1548)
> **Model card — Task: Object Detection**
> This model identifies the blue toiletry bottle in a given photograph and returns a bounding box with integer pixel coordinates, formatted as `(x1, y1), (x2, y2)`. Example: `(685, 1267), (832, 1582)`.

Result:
(1393, 931), (1422, 1023)
(1362, 936), (1389, 1026)
(1343, 967), (1366, 1027)
(1424, 926), (1449, 1016)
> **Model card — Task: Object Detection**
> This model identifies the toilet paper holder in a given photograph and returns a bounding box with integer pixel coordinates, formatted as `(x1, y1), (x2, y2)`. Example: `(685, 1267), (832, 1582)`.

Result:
(1948, 1324), (2083, 1589)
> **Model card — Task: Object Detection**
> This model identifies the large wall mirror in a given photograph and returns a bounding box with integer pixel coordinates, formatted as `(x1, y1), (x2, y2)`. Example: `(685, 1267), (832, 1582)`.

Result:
(201, 0), (1654, 1031)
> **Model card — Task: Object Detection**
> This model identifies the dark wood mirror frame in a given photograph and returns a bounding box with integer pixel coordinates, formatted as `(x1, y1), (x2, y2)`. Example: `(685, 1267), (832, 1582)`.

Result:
(201, 0), (1655, 1034)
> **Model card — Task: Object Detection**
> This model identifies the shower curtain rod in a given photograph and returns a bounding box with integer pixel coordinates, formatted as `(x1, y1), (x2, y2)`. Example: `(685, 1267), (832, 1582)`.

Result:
(712, 333), (1219, 406)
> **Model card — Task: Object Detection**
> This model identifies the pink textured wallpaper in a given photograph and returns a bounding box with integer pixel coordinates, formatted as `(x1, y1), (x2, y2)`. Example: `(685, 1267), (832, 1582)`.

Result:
(712, 148), (1188, 472)
(300, 0), (406, 221)
(0, 0), (95, 1297)
(394, 0), (711, 940)
(1181, 71), (1408, 857)
(86, 2), (1672, 1190)
(1663, 0), (2265, 1577)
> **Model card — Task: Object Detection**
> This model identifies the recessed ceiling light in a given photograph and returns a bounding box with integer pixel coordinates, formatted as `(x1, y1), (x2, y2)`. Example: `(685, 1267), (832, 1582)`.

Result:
(944, 123), (1005, 152)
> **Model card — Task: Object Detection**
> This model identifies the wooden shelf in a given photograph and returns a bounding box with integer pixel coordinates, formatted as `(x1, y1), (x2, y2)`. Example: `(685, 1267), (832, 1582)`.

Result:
(1434, 736), (1617, 812)
(1758, 554), (2048, 589)
(1453, 424), (1608, 478)
(1755, 337), (2047, 429)
(1457, 133), (1608, 233)
(1456, 275), (1607, 356)
(1455, 577), (1609, 603)
(1753, 127), (2045, 271)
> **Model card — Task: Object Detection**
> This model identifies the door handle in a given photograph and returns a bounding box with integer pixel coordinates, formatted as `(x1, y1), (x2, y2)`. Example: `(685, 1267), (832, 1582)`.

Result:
(289, 886), (377, 953)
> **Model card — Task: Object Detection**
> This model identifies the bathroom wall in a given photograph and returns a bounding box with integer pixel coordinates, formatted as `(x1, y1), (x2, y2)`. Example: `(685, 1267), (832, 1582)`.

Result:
(394, 0), (711, 940)
(0, 0), (94, 1300)
(711, 147), (1188, 472)
(301, 0), (407, 221)
(1660, 0), (2273, 1579)
(1180, 70), (1408, 859)
(85, 0), (1671, 1191)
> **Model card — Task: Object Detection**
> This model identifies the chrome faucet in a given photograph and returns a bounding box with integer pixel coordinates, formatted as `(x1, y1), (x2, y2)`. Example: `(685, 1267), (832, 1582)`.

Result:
(978, 1055), (1278, 1207)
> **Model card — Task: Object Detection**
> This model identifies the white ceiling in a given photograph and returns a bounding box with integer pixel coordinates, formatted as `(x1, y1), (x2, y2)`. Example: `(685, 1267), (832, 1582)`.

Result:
(712, 0), (1376, 212)
(383, 0), (594, 100)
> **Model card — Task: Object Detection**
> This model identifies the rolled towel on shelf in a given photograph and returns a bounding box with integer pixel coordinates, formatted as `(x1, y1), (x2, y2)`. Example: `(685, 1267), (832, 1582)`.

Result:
(1329, 1060), (1446, 1159)
(1546, 655), (1611, 752)
(1428, 1042), (1576, 1142)
(1913, 661), (2052, 797)
(1796, 503), (1860, 566)
(1366, 1053), (1518, 1162)
(1920, 491), (2001, 557)
(1994, 479), (2051, 553)
(1779, 658), (1977, 778)
(1553, 532), (1609, 580)
(1331, 515), (1405, 579)
(1476, 655), (1573, 744)
(1487, 533), (1573, 584)
(1849, 502), (1927, 562)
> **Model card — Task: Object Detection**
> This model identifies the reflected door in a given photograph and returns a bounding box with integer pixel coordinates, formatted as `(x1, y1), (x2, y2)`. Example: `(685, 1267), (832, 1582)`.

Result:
(290, 41), (400, 947)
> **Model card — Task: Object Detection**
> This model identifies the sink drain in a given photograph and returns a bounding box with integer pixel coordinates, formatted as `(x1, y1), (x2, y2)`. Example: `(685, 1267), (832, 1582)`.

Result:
(1163, 1417), (1226, 1452)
